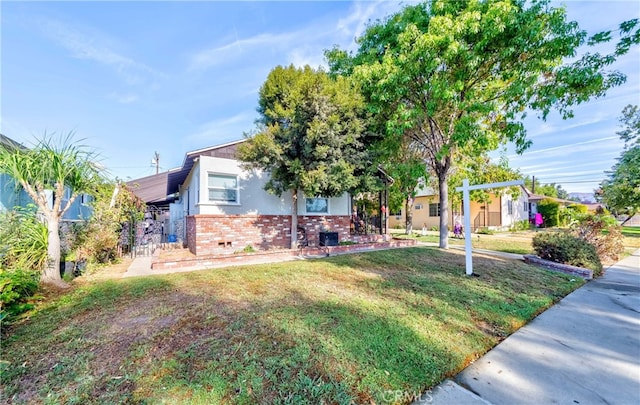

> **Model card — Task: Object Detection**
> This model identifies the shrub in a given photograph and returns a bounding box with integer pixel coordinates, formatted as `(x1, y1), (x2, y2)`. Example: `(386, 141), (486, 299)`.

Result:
(537, 199), (560, 227)
(510, 220), (530, 232)
(559, 204), (588, 227)
(476, 227), (494, 235)
(0, 267), (39, 321)
(532, 232), (602, 276)
(571, 213), (624, 263)
(0, 206), (48, 271)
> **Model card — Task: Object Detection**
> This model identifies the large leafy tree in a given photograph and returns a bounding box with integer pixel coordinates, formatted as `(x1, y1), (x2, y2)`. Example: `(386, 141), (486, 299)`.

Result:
(599, 105), (640, 224)
(327, 0), (637, 248)
(0, 133), (103, 287)
(238, 65), (368, 248)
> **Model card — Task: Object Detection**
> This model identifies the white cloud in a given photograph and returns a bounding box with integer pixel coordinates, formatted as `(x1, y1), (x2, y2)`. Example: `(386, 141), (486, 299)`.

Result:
(185, 112), (256, 142)
(336, 0), (407, 47)
(38, 17), (164, 85)
(108, 92), (139, 104)
(189, 32), (295, 71)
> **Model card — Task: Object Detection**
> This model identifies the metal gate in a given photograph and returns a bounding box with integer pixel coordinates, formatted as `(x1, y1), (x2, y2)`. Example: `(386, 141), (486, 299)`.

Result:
(119, 207), (169, 257)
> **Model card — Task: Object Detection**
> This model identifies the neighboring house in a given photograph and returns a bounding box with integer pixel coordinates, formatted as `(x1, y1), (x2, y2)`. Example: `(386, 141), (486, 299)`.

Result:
(130, 139), (364, 255)
(527, 192), (583, 216)
(389, 185), (529, 232)
(0, 134), (92, 221)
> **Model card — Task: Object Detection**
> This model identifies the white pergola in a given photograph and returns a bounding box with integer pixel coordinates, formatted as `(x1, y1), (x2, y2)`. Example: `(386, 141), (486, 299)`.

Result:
(456, 179), (525, 276)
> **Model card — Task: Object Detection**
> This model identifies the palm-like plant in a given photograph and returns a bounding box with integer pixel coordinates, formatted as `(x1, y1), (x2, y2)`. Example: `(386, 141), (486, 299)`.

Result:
(0, 133), (104, 287)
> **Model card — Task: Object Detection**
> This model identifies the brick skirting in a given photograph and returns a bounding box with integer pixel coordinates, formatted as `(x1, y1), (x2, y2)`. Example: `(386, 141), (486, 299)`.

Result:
(186, 214), (382, 255)
(523, 254), (593, 280)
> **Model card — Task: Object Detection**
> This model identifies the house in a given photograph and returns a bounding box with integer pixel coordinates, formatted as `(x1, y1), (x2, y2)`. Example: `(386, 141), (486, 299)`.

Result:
(0, 134), (92, 221)
(389, 184), (529, 232)
(131, 139), (376, 255)
(526, 192), (581, 216)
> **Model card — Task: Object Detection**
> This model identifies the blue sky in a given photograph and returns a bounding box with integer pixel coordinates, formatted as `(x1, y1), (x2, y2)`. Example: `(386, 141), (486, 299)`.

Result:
(1, 1), (638, 194)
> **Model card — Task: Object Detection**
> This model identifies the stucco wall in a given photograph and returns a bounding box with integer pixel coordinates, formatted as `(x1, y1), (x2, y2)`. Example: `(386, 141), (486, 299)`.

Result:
(183, 156), (350, 216)
(501, 192), (529, 228)
(389, 195), (453, 230)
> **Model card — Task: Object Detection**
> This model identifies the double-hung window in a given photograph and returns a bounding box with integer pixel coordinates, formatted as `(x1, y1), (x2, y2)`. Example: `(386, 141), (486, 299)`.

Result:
(208, 174), (238, 204)
(429, 203), (440, 217)
(305, 197), (328, 214)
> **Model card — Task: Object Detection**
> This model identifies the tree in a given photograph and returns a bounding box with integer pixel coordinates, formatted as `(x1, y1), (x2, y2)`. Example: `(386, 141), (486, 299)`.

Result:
(0, 133), (103, 287)
(327, 0), (637, 248)
(523, 176), (569, 199)
(385, 139), (428, 234)
(238, 65), (368, 248)
(599, 105), (640, 224)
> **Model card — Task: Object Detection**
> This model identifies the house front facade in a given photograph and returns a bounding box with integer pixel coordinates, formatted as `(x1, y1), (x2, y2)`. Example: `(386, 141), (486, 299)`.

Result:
(390, 186), (529, 232)
(157, 140), (361, 255)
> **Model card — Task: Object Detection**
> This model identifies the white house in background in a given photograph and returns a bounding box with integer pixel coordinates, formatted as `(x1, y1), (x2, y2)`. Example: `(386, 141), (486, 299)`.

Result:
(159, 139), (357, 255)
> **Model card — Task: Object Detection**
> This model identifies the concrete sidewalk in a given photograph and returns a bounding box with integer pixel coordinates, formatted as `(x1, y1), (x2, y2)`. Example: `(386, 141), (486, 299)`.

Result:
(427, 249), (640, 405)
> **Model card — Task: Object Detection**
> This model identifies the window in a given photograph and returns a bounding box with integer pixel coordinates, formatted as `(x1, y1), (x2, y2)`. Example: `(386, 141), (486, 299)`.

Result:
(415, 204), (423, 210)
(208, 174), (238, 203)
(524, 202), (529, 212)
(507, 200), (513, 215)
(429, 203), (440, 217)
(306, 197), (328, 214)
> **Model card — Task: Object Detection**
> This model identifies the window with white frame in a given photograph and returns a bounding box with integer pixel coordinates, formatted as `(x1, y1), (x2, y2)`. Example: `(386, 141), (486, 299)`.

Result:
(207, 174), (238, 203)
(429, 203), (440, 217)
(507, 200), (513, 215)
(305, 197), (328, 214)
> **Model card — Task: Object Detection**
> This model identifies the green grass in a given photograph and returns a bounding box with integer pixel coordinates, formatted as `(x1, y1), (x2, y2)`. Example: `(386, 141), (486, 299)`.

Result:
(621, 226), (640, 248)
(1, 247), (582, 404)
(393, 232), (534, 255)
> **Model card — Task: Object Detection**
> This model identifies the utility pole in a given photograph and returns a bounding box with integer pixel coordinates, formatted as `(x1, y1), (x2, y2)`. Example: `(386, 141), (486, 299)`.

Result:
(152, 151), (160, 174)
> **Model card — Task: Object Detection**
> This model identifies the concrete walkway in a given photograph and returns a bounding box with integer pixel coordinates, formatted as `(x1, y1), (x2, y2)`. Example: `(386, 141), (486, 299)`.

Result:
(427, 249), (640, 405)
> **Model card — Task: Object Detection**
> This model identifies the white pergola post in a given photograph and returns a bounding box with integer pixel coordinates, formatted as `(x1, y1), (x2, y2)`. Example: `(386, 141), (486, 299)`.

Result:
(456, 179), (524, 276)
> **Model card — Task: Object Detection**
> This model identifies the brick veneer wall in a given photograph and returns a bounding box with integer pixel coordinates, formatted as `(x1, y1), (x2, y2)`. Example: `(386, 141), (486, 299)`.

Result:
(185, 214), (379, 255)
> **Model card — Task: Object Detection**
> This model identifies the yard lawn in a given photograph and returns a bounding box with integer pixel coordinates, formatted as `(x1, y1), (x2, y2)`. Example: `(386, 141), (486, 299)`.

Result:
(1, 247), (582, 404)
(394, 226), (640, 255)
(621, 226), (640, 249)
(392, 231), (534, 255)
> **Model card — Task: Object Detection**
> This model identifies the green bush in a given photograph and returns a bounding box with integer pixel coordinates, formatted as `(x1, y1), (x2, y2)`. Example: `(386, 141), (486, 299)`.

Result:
(537, 199), (560, 227)
(559, 204), (589, 227)
(0, 206), (48, 271)
(532, 232), (602, 276)
(0, 267), (39, 321)
(476, 227), (494, 235)
(510, 220), (530, 232)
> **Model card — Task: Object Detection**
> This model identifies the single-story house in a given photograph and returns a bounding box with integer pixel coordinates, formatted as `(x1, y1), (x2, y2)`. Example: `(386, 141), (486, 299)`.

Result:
(526, 192), (582, 216)
(0, 134), (92, 221)
(130, 140), (383, 255)
(389, 184), (529, 232)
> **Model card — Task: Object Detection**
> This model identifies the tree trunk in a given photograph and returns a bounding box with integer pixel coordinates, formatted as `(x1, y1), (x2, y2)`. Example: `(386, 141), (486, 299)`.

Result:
(41, 214), (67, 287)
(290, 189), (299, 249)
(620, 212), (636, 226)
(439, 173), (449, 249)
(405, 197), (413, 235)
